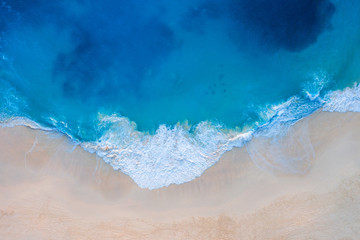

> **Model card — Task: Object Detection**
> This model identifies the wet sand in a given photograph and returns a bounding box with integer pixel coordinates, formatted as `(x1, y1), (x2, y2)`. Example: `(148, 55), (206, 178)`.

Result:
(1, 112), (360, 239)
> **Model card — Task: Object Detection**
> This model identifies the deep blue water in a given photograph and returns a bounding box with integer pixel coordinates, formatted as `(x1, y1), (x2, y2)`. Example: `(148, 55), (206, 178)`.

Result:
(1, 0), (360, 188)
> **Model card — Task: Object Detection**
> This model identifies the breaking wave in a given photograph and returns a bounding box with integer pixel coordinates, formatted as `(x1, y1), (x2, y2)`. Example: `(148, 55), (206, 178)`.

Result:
(2, 79), (358, 189)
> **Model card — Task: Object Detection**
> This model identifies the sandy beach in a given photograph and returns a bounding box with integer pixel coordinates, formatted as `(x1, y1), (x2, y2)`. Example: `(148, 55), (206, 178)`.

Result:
(1, 112), (360, 239)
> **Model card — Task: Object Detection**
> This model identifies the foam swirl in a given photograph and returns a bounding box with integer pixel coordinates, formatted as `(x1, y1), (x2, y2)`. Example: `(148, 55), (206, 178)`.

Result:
(2, 81), (360, 189)
(82, 115), (252, 189)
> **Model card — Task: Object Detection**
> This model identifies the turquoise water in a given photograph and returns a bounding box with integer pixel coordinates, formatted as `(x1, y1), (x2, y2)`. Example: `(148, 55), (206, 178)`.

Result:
(1, 0), (360, 188)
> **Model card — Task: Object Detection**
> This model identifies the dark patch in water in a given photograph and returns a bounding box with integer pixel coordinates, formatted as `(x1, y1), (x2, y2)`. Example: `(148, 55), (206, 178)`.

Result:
(50, 1), (179, 100)
(229, 0), (335, 52)
(1, 0), (179, 101)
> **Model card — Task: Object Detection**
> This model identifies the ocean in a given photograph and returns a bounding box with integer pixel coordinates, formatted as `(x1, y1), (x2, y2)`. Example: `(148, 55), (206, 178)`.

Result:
(1, 0), (360, 189)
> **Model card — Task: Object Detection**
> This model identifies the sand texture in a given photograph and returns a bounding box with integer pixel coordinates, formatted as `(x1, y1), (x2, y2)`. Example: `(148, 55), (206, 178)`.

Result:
(1, 112), (360, 239)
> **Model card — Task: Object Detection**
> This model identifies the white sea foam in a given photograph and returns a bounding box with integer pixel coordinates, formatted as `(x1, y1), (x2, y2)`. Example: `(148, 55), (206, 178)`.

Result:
(323, 83), (360, 112)
(89, 81), (359, 190)
(2, 82), (360, 189)
(80, 81), (326, 189)
(0, 116), (52, 130)
(82, 115), (252, 189)
(302, 70), (331, 101)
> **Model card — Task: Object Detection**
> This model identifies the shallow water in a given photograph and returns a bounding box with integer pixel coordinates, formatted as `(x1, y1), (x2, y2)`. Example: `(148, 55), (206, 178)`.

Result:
(1, 0), (360, 188)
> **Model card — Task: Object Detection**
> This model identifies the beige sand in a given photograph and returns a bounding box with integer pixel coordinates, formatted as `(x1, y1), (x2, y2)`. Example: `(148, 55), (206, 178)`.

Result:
(1, 112), (360, 239)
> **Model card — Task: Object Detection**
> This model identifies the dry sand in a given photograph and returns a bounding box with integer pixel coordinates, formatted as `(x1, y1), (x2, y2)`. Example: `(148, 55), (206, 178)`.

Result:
(1, 112), (360, 239)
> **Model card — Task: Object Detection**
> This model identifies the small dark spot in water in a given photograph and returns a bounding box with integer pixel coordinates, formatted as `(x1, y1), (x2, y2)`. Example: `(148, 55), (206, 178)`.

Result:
(212, 90), (215, 95)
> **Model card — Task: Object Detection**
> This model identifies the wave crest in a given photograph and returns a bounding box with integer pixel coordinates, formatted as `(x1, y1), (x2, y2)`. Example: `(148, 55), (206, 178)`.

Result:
(82, 115), (252, 189)
(324, 83), (360, 112)
(2, 81), (360, 189)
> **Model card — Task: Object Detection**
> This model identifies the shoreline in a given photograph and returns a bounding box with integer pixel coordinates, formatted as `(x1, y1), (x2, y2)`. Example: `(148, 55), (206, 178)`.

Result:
(1, 81), (359, 190)
(1, 112), (360, 239)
